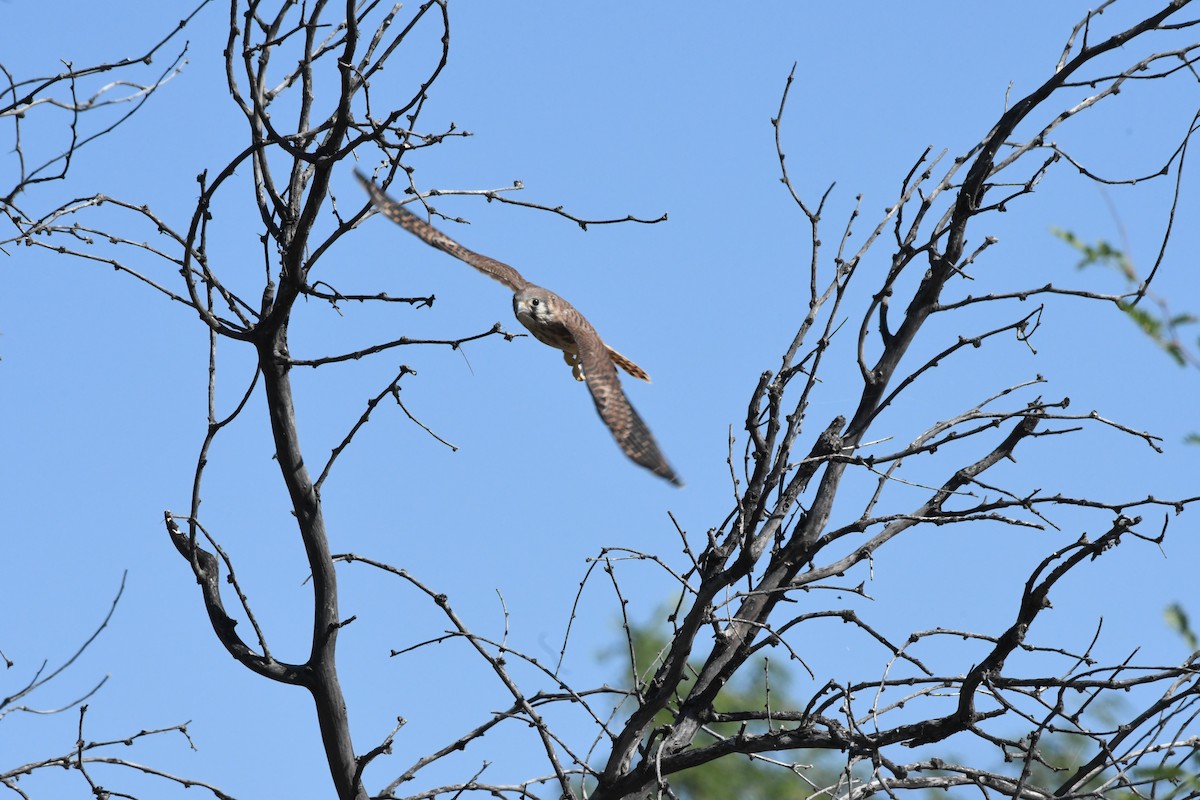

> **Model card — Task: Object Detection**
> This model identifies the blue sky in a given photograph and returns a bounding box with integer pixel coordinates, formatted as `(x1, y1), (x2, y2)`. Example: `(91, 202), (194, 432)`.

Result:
(3, 2), (1198, 798)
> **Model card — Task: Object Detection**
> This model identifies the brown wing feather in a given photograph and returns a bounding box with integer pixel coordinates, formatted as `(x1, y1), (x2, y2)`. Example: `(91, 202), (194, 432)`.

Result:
(568, 308), (682, 486)
(355, 171), (529, 292)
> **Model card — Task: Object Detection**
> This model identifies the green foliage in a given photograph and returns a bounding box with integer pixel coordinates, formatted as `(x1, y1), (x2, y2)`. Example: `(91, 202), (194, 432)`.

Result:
(1002, 608), (1199, 799)
(1050, 227), (1200, 368)
(1129, 756), (1200, 800)
(1052, 228), (1138, 281)
(604, 616), (838, 800)
(1052, 227), (1200, 450)
(1164, 603), (1199, 652)
(603, 605), (1199, 800)
(1114, 608), (1200, 800)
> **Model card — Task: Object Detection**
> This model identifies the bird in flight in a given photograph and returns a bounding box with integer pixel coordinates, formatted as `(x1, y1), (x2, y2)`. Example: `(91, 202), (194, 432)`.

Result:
(355, 171), (682, 486)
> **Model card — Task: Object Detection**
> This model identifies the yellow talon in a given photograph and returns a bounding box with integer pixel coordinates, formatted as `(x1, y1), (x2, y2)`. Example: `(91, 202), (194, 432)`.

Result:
(562, 351), (585, 381)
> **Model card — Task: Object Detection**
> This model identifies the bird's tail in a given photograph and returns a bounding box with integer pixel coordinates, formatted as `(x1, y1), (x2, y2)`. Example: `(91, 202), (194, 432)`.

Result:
(607, 345), (651, 382)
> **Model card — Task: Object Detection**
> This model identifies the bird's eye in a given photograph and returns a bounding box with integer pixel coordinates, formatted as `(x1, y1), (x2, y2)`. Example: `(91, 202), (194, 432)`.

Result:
(531, 298), (540, 307)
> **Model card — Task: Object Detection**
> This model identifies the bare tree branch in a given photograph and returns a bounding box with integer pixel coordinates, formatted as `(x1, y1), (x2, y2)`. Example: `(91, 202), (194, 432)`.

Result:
(9, 2), (1200, 800)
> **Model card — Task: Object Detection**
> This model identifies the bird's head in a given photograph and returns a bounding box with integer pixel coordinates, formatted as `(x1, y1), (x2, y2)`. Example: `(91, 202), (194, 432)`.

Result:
(514, 286), (559, 326)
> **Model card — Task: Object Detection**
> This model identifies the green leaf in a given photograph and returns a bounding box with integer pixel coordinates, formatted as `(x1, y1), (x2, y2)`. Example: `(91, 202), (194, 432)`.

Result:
(1118, 302), (1165, 340)
(1164, 603), (1199, 651)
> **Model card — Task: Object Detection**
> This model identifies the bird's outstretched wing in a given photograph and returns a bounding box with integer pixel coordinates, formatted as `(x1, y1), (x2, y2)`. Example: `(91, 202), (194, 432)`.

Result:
(357, 170), (680, 485)
(355, 171), (529, 292)
(569, 307), (682, 486)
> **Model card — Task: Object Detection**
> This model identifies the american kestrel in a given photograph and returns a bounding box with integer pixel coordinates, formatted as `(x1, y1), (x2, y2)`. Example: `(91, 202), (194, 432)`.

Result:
(355, 172), (682, 486)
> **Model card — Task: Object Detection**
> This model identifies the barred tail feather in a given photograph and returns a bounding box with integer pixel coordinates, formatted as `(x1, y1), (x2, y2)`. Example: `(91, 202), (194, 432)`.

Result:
(606, 345), (651, 383)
